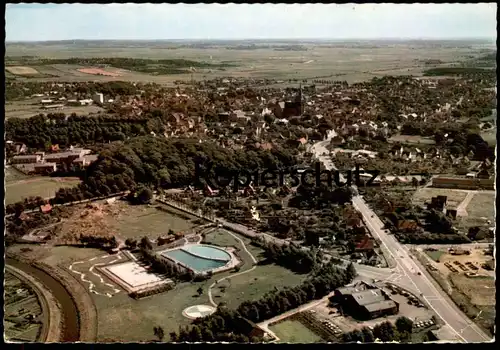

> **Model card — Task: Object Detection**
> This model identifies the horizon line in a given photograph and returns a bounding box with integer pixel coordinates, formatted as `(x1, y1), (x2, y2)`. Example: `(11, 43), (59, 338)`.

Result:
(6, 37), (497, 43)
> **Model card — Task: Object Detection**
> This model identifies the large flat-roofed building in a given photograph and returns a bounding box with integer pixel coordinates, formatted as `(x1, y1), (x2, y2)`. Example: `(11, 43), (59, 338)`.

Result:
(431, 176), (494, 190)
(12, 154), (41, 164)
(44, 151), (81, 164)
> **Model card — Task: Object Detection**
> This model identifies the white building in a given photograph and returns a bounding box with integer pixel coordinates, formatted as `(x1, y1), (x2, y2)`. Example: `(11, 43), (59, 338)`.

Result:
(93, 92), (104, 104)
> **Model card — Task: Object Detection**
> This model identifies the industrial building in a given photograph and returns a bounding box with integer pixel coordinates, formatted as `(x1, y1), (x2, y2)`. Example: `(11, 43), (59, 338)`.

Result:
(332, 282), (399, 320)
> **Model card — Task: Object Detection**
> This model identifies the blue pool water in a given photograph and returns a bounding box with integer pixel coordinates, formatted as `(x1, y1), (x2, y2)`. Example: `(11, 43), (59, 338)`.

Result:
(161, 245), (231, 273)
(183, 245), (231, 261)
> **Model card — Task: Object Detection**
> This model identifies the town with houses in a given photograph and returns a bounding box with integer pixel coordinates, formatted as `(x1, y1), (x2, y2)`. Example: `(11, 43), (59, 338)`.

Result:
(4, 3), (496, 346)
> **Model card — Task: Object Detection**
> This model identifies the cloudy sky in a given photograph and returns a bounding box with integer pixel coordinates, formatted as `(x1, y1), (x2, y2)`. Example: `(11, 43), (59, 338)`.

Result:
(6, 3), (497, 41)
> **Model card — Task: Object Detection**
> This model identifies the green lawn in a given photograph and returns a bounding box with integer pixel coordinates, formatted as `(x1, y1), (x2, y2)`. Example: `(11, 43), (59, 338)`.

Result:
(211, 264), (305, 309)
(424, 250), (445, 262)
(93, 279), (214, 342)
(204, 229), (266, 262)
(457, 193), (495, 230)
(5, 176), (81, 205)
(108, 204), (198, 240)
(270, 319), (324, 343)
(84, 225), (304, 341)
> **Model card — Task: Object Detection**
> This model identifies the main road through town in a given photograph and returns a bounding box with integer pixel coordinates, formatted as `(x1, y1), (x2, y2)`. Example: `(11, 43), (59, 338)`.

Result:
(311, 130), (490, 342)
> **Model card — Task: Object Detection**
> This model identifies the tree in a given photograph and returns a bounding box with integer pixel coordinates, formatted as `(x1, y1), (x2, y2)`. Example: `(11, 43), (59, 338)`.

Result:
(197, 287), (203, 296)
(140, 236), (153, 250)
(346, 263), (357, 280)
(361, 327), (375, 342)
(189, 325), (203, 342)
(169, 332), (178, 342)
(153, 326), (165, 342)
(138, 187), (154, 204)
(395, 316), (413, 334)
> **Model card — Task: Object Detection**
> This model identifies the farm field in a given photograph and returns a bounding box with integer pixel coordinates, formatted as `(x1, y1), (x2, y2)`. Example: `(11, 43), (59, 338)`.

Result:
(5, 176), (81, 205)
(6, 66), (40, 75)
(270, 319), (324, 343)
(5, 41), (492, 84)
(457, 192), (495, 230)
(106, 202), (200, 240)
(412, 188), (468, 208)
(5, 100), (105, 119)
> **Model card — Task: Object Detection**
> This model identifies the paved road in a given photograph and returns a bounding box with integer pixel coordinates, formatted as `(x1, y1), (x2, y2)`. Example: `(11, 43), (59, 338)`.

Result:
(351, 196), (491, 343)
(309, 131), (491, 343)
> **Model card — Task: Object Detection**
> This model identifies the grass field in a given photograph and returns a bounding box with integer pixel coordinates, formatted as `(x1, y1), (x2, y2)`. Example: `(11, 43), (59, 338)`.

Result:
(205, 228), (303, 308)
(424, 250), (445, 262)
(93, 279), (212, 342)
(211, 264), (305, 309)
(5, 166), (30, 183)
(5, 176), (81, 205)
(204, 229), (265, 261)
(106, 203), (199, 240)
(457, 192), (495, 230)
(270, 319), (323, 343)
(412, 188), (468, 208)
(480, 129), (497, 146)
(5, 100), (105, 119)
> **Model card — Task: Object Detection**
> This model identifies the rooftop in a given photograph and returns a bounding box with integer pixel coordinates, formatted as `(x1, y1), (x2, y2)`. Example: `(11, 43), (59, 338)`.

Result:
(351, 289), (385, 306)
(362, 300), (397, 313)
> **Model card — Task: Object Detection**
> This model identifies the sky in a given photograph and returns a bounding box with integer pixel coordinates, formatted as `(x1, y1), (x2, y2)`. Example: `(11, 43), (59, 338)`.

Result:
(5, 3), (498, 42)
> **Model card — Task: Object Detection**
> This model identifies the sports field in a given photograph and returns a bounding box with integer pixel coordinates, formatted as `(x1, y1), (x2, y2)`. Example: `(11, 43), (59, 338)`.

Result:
(5, 176), (81, 205)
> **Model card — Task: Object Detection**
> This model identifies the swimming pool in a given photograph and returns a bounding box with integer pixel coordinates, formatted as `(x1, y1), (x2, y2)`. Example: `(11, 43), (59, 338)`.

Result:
(160, 244), (231, 273)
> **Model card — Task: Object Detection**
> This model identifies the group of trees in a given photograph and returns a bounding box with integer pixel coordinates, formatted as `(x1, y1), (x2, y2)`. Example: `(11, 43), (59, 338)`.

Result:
(261, 242), (320, 273)
(6, 136), (297, 210)
(6, 114), (158, 149)
(79, 235), (118, 249)
(343, 317), (414, 343)
(289, 185), (354, 210)
(170, 261), (356, 342)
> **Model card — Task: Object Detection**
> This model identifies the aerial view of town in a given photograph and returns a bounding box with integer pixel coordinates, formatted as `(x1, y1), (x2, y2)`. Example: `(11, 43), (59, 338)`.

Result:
(4, 3), (496, 344)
